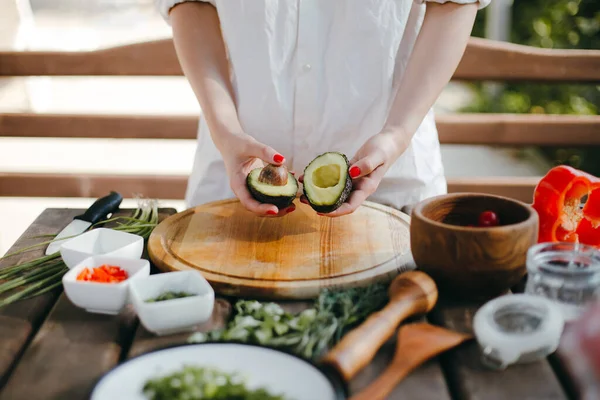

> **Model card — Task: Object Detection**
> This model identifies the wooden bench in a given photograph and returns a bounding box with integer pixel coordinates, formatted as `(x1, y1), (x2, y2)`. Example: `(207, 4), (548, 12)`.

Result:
(1, 36), (600, 203)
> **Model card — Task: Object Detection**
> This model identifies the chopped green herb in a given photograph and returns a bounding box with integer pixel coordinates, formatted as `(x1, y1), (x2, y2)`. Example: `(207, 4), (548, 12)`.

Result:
(146, 291), (195, 303)
(189, 283), (389, 360)
(142, 365), (291, 400)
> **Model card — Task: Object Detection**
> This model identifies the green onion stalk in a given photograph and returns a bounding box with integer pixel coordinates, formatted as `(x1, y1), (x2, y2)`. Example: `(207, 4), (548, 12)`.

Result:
(0, 198), (160, 308)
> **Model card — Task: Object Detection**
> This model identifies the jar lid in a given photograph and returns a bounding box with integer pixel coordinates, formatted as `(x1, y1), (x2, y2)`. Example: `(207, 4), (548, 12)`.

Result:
(473, 294), (565, 369)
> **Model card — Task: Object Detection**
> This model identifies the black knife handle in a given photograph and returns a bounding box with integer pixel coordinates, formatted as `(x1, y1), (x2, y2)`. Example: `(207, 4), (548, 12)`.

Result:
(74, 191), (123, 224)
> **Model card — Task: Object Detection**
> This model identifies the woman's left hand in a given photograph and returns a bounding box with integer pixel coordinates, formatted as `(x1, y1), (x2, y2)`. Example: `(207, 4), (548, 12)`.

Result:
(300, 130), (408, 217)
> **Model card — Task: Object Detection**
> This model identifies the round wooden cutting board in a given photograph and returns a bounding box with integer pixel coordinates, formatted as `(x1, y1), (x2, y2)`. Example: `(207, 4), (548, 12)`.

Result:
(148, 199), (414, 299)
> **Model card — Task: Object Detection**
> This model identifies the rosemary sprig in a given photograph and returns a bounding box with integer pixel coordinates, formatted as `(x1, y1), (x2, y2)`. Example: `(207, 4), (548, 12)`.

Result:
(189, 283), (389, 360)
(0, 198), (160, 308)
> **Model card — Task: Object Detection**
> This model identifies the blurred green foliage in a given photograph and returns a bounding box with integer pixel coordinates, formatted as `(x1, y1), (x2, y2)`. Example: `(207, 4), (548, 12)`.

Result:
(463, 0), (600, 175)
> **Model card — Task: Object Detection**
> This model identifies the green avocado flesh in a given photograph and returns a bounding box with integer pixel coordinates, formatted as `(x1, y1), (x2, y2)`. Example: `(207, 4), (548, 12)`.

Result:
(247, 168), (298, 209)
(302, 152), (352, 213)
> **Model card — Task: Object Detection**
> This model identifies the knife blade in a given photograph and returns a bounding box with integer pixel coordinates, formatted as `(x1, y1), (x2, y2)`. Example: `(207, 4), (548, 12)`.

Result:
(45, 191), (123, 255)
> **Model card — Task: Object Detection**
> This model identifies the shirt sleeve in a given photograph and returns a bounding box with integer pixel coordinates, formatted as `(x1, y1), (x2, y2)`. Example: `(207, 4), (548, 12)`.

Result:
(154, 0), (216, 23)
(413, 0), (491, 9)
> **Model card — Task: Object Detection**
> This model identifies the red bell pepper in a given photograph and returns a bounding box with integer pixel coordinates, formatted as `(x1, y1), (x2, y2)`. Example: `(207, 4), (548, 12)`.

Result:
(532, 165), (600, 246)
(575, 187), (600, 246)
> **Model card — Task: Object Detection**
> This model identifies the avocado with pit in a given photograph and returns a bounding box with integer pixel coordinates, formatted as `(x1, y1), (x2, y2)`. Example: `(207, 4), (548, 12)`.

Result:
(247, 164), (298, 209)
(302, 152), (353, 213)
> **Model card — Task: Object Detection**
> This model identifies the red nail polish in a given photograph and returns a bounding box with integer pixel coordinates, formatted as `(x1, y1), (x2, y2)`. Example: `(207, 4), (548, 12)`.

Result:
(300, 197), (308, 204)
(273, 154), (284, 163)
(267, 210), (277, 215)
(286, 207), (296, 213)
(317, 212), (324, 216)
(349, 166), (361, 178)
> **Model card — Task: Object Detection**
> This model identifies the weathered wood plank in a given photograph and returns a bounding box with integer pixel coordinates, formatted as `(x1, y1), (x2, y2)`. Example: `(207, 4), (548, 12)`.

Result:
(455, 37), (600, 82)
(0, 173), (540, 203)
(430, 301), (569, 400)
(1, 37), (599, 82)
(0, 113), (198, 140)
(0, 40), (182, 77)
(0, 209), (79, 388)
(0, 173), (188, 199)
(0, 208), (177, 400)
(0, 297), (137, 400)
(437, 113), (600, 146)
(2, 112), (598, 146)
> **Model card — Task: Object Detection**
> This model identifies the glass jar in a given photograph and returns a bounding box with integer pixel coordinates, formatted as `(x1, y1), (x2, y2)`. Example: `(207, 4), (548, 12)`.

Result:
(525, 242), (600, 321)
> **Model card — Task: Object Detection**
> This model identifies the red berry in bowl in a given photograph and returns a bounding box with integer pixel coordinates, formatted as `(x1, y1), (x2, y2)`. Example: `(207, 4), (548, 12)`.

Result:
(478, 210), (499, 227)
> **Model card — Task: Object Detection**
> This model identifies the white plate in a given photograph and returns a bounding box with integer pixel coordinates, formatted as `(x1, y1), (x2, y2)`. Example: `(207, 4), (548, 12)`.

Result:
(91, 343), (342, 400)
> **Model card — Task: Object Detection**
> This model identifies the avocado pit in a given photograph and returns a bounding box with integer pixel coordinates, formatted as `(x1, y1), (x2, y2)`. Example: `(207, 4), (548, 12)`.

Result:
(258, 164), (289, 186)
(246, 164), (298, 209)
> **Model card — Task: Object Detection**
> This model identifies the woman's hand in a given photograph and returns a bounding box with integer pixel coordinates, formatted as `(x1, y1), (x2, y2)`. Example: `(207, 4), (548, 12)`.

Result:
(299, 2), (478, 217)
(170, 4), (295, 217)
(300, 130), (408, 217)
(222, 134), (296, 217)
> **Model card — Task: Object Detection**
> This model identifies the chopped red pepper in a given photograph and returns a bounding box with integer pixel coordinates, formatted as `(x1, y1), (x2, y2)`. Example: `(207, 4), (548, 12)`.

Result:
(532, 165), (600, 246)
(76, 264), (129, 283)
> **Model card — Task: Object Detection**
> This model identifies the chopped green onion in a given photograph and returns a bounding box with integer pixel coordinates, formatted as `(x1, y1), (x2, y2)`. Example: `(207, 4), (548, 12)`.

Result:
(0, 198), (160, 308)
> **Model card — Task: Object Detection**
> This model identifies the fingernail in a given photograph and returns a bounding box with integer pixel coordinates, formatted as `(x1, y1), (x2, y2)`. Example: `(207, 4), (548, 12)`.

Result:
(300, 197), (308, 204)
(286, 206), (296, 213)
(317, 212), (324, 216)
(349, 166), (361, 178)
(273, 154), (284, 163)
(267, 210), (277, 215)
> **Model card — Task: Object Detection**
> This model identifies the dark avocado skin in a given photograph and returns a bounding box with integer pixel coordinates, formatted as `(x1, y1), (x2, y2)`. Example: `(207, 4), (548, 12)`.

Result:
(302, 152), (353, 213)
(246, 172), (297, 209)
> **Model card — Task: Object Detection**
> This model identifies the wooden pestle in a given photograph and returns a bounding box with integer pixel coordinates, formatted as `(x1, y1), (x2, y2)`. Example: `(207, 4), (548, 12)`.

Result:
(321, 270), (438, 382)
(349, 322), (472, 400)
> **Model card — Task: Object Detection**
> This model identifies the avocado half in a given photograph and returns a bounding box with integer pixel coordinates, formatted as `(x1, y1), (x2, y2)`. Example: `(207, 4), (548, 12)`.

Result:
(247, 164), (298, 209)
(302, 152), (352, 213)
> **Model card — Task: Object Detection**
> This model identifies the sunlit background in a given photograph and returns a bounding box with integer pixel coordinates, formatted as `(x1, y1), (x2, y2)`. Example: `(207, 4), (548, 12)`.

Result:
(1, 0), (597, 255)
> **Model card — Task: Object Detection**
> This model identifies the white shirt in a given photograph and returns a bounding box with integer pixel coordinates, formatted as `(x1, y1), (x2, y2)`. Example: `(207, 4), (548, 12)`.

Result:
(156, 0), (490, 210)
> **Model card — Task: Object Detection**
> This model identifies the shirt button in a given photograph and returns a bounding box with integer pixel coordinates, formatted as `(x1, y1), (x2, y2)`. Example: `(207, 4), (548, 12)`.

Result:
(302, 63), (312, 72)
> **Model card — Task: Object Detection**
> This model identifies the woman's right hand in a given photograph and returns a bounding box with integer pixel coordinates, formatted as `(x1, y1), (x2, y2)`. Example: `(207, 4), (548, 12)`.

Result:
(222, 134), (295, 217)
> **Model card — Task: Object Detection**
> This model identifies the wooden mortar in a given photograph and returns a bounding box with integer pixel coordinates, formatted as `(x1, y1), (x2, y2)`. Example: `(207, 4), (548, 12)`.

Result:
(410, 192), (539, 300)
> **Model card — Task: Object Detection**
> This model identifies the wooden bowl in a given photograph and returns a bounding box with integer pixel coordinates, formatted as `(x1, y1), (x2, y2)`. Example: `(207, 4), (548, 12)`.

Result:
(410, 193), (539, 301)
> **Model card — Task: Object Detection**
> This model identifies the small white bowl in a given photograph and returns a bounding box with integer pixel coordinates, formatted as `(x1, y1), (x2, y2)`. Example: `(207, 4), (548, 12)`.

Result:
(60, 228), (144, 269)
(62, 255), (150, 315)
(130, 270), (215, 336)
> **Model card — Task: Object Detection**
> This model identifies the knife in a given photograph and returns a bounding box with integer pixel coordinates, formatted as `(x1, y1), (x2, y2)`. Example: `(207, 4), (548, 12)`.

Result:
(45, 191), (123, 255)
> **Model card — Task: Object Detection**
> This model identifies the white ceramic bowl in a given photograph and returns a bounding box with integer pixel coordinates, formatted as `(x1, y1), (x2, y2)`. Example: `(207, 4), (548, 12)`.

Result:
(62, 255), (150, 315)
(59, 228), (144, 269)
(91, 343), (341, 400)
(130, 270), (215, 336)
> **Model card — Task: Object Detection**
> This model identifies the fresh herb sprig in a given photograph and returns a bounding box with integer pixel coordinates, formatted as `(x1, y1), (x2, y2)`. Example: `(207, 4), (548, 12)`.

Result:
(0, 198), (160, 308)
(189, 283), (389, 360)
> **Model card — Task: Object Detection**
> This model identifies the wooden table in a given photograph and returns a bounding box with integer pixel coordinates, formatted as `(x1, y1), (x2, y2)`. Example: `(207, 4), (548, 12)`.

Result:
(0, 207), (581, 399)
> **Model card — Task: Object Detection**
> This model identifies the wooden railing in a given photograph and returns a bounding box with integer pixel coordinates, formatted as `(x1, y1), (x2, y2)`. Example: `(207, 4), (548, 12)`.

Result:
(1, 36), (600, 203)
